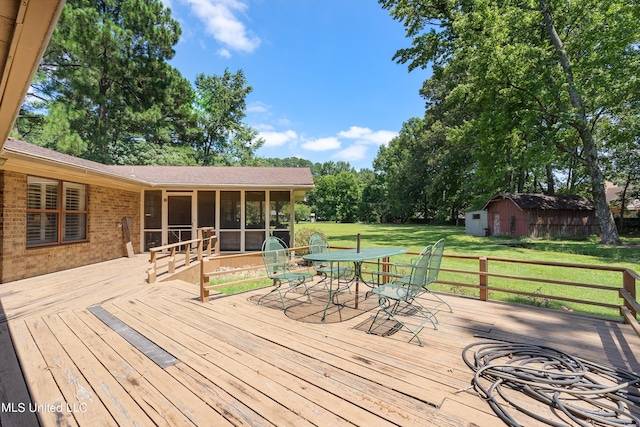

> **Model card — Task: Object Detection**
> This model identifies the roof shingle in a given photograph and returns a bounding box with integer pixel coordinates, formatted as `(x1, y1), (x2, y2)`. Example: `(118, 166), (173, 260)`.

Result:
(3, 138), (314, 188)
(485, 193), (594, 210)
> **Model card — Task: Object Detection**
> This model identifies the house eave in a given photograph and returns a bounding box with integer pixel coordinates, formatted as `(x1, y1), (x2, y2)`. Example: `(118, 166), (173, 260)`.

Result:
(1, 142), (316, 193)
(0, 148), (149, 190)
(0, 0), (66, 147)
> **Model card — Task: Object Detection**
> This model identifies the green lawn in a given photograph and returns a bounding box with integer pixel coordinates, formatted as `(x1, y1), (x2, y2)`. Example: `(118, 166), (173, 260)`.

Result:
(296, 222), (640, 268)
(295, 222), (640, 319)
(214, 222), (640, 319)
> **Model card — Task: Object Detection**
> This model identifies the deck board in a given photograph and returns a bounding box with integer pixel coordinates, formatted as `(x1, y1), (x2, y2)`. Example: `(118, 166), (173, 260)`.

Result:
(122, 297), (441, 426)
(1, 256), (639, 426)
(0, 321), (39, 427)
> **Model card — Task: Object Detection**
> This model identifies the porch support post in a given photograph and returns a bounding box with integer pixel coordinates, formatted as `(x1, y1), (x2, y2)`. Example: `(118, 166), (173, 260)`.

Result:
(289, 189), (295, 248)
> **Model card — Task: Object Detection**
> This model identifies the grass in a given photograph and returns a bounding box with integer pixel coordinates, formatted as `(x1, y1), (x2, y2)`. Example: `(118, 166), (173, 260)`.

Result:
(211, 222), (640, 319)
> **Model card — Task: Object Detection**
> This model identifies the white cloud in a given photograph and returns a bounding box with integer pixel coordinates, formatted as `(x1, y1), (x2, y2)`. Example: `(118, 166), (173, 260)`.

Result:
(338, 126), (398, 146)
(260, 130), (298, 147)
(338, 126), (372, 139)
(301, 137), (341, 152)
(217, 48), (232, 58)
(277, 117), (292, 127)
(184, 0), (261, 55)
(247, 101), (269, 114)
(333, 144), (369, 162)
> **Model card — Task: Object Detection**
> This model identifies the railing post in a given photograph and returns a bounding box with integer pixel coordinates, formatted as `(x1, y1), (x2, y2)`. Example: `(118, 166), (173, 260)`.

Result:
(382, 256), (390, 284)
(168, 247), (176, 273)
(184, 242), (191, 267)
(479, 256), (488, 301)
(197, 229), (203, 261)
(200, 256), (210, 302)
(148, 251), (157, 283)
(623, 270), (637, 319)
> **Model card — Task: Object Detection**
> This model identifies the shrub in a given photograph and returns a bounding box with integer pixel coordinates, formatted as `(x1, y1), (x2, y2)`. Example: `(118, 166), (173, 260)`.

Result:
(294, 227), (326, 254)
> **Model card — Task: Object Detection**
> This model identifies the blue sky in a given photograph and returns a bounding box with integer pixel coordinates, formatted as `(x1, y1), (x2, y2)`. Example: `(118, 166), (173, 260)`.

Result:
(162, 0), (430, 170)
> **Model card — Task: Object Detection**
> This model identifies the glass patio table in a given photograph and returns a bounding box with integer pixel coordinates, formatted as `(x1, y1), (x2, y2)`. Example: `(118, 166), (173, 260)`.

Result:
(303, 247), (406, 322)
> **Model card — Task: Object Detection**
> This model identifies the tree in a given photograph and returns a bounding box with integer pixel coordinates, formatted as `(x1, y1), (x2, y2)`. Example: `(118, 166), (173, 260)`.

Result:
(311, 161), (355, 177)
(294, 203), (312, 223)
(308, 172), (362, 222)
(373, 118), (425, 222)
(21, 0), (196, 164)
(380, 0), (640, 244)
(192, 69), (264, 165)
(258, 157), (314, 168)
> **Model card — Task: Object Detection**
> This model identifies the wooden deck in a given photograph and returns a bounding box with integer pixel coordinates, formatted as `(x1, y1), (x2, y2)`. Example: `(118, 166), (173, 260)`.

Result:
(1, 256), (639, 426)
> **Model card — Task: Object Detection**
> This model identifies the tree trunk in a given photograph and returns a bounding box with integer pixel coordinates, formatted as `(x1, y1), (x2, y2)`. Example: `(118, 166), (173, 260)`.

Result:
(546, 164), (555, 194)
(540, 0), (621, 245)
(620, 176), (631, 231)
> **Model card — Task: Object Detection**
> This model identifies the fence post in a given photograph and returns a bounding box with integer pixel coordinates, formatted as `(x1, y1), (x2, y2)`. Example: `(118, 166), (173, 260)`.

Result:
(623, 269), (637, 319)
(479, 257), (488, 301)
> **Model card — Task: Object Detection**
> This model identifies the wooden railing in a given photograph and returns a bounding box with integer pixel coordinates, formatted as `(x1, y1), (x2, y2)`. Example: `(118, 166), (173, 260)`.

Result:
(196, 245), (640, 337)
(198, 245), (308, 302)
(148, 228), (218, 283)
(441, 254), (637, 321)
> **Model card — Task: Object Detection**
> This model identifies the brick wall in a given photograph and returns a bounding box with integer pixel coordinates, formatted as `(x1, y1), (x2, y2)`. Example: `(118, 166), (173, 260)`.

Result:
(0, 171), (141, 283)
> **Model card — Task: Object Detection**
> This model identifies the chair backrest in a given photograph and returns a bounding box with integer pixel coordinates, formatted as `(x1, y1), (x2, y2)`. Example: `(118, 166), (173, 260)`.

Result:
(308, 233), (329, 266)
(262, 236), (289, 276)
(404, 245), (431, 298)
(426, 239), (445, 285)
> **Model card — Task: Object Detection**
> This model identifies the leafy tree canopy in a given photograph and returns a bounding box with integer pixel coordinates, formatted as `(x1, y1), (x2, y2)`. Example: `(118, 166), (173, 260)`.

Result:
(379, 0), (640, 243)
(16, 0), (262, 167)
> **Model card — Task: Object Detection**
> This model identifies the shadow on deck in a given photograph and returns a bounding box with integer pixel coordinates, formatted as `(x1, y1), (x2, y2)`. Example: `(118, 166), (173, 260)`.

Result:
(0, 256), (639, 426)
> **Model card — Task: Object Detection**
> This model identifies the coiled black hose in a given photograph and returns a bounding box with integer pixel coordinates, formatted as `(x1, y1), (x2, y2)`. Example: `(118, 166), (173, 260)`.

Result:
(462, 340), (640, 427)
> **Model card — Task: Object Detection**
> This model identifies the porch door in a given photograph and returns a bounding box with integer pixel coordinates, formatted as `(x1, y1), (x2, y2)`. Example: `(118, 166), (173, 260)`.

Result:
(167, 195), (193, 244)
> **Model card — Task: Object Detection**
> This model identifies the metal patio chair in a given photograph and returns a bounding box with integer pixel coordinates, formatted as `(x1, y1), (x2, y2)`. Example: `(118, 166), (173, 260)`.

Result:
(308, 233), (353, 289)
(424, 239), (453, 314)
(258, 236), (313, 309)
(367, 244), (438, 346)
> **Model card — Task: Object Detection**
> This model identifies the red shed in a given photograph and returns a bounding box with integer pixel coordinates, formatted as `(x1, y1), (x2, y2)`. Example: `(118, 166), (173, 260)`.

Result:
(483, 193), (598, 238)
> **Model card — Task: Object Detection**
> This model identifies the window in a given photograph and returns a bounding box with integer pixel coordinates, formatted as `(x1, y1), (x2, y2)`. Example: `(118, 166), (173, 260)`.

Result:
(270, 191), (290, 243)
(27, 176), (87, 246)
(197, 191), (216, 228)
(245, 191), (265, 229)
(220, 191), (241, 229)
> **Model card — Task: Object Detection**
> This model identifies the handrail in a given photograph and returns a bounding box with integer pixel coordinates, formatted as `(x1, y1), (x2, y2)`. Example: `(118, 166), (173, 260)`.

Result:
(199, 244), (307, 302)
(148, 228), (218, 283)
(196, 244), (640, 337)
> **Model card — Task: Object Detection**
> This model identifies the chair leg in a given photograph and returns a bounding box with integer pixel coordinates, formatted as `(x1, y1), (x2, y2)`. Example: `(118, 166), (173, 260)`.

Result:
(258, 279), (287, 310)
(424, 289), (453, 313)
(310, 272), (330, 291)
(299, 277), (313, 303)
(368, 297), (442, 347)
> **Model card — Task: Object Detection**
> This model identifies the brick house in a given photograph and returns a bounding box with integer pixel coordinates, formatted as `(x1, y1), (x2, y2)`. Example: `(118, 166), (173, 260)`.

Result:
(0, 138), (314, 283)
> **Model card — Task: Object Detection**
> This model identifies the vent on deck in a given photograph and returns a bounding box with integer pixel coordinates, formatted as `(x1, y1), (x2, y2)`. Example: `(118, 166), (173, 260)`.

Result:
(88, 305), (178, 368)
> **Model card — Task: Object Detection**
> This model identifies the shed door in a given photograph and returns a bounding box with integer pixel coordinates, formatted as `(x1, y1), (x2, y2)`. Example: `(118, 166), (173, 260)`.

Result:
(493, 213), (501, 236)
